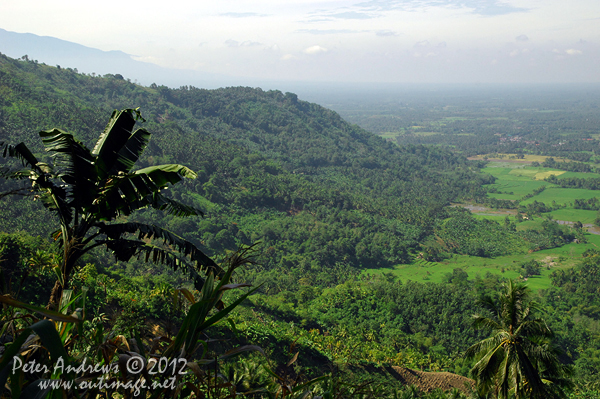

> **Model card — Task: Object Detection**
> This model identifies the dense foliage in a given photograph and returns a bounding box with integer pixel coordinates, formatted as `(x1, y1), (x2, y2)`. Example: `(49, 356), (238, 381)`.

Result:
(0, 53), (598, 398)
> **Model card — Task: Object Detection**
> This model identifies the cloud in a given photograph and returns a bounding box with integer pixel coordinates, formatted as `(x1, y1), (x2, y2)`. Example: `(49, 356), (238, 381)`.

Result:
(353, 0), (528, 16)
(328, 11), (374, 20)
(225, 39), (262, 47)
(376, 30), (398, 37)
(280, 54), (297, 61)
(509, 48), (529, 57)
(303, 45), (328, 55)
(305, 10), (375, 22)
(553, 49), (583, 56)
(298, 29), (360, 35)
(219, 12), (267, 18)
(516, 34), (529, 42)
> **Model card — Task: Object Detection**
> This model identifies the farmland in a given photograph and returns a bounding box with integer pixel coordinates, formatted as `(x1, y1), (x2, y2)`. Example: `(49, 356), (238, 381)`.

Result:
(367, 158), (600, 291)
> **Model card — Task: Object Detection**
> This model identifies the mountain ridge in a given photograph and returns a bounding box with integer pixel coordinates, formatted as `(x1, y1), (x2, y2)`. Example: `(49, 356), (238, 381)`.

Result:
(0, 28), (229, 87)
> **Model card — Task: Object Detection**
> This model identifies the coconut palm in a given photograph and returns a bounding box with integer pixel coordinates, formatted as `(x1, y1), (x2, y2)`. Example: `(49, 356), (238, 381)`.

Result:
(465, 279), (572, 399)
(1, 108), (221, 308)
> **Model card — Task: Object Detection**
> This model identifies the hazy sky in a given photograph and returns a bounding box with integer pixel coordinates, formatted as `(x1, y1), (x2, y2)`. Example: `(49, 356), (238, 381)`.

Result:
(1, 0), (599, 83)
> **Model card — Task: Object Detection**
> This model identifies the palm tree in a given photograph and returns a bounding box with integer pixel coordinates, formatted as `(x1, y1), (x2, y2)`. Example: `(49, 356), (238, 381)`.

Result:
(1, 108), (221, 308)
(465, 280), (572, 399)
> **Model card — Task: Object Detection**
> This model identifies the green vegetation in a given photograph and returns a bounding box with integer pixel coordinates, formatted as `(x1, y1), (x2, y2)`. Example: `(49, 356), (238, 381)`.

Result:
(466, 280), (573, 399)
(1, 109), (218, 308)
(1, 53), (600, 397)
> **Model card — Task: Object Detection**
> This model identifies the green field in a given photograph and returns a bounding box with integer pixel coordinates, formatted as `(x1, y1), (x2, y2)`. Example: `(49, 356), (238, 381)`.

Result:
(367, 163), (600, 291)
(520, 187), (599, 206)
(548, 208), (598, 224)
(365, 233), (600, 291)
(482, 166), (556, 199)
(557, 171), (600, 179)
(365, 253), (556, 291)
(472, 213), (510, 222)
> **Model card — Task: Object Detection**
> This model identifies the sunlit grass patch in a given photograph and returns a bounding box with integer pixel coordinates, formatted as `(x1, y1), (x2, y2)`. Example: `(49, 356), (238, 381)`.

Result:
(364, 236), (598, 292)
(505, 168), (565, 180)
(533, 170), (566, 180)
(548, 208), (598, 224)
(521, 187), (599, 206)
(472, 213), (510, 222)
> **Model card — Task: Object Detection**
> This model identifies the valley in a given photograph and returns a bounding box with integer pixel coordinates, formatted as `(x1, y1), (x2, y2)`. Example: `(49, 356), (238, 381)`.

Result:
(1, 53), (600, 398)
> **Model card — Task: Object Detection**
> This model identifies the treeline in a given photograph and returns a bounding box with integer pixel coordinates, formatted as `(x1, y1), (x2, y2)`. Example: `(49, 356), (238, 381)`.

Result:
(532, 157), (596, 173)
(0, 52), (500, 286)
(574, 197), (600, 211)
(546, 175), (600, 190)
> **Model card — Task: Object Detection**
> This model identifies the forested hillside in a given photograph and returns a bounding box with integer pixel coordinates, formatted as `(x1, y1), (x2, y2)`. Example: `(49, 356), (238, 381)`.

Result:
(0, 52), (495, 284)
(1, 53), (598, 398)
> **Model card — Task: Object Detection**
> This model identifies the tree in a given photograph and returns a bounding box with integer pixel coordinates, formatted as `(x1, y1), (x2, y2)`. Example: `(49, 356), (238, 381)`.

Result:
(1, 108), (221, 308)
(465, 280), (572, 399)
(522, 260), (542, 278)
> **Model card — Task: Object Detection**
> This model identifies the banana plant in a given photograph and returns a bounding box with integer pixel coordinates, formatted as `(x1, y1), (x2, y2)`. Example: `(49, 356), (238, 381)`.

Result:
(1, 108), (221, 308)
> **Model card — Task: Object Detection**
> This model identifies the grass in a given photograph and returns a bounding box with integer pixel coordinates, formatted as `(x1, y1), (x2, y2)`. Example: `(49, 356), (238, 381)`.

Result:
(471, 214), (509, 222)
(483, 171), (551, 199)
(548, 208), (598, 224)
(365, 162), (600, 292)
(411, 132), (439, 136)
(520, 187), (599, 206)
(534, 170), (566, 180)
(502, 167), (565, 180)
(482, 166), (600, 203)
(364, 233), (599, 292)
(555, 171), (600, 179)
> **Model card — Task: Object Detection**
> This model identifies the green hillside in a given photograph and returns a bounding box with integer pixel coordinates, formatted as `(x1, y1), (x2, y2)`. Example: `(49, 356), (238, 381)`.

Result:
(0, 53), (597, 398)
(0, 52), (493, 281)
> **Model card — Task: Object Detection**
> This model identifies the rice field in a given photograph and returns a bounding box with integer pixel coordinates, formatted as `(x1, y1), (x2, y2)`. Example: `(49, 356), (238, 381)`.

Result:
(481, 166), (556, 199)
(367, 164), (600, 291)
(364, 239), (592, 291)
(548, 208), (598, 224)
(554, 171), (600, 179)
(520, 187), (599, 206)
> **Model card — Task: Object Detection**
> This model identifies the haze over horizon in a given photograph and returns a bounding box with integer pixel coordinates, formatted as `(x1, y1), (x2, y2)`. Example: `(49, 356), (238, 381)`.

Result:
(1, 0), (599, 85)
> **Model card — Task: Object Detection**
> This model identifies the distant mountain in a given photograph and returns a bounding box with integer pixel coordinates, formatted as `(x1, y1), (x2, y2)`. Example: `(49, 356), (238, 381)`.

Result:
(0, 28), (233, 88)
(0, 28), (444, 104)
